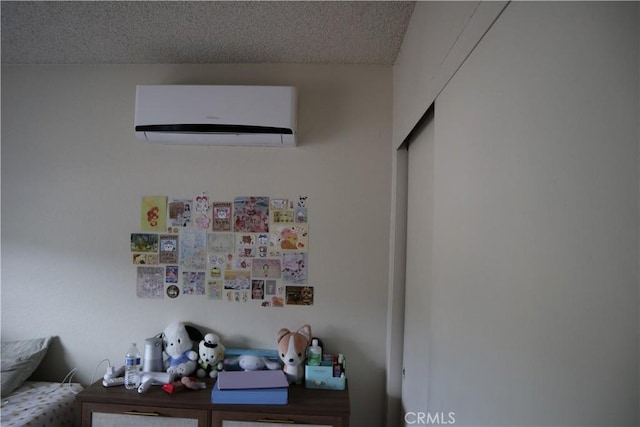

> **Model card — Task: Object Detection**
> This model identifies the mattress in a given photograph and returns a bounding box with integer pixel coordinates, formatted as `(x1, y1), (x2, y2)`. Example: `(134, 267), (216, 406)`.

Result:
(1, 381), (82, 426)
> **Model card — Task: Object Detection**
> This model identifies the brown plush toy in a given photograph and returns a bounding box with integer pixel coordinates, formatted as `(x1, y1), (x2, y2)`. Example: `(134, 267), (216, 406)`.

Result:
(277, 324), (312, 384)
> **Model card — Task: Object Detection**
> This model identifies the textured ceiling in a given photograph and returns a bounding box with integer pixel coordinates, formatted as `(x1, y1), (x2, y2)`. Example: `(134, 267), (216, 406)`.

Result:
(1, 1), (416, 65)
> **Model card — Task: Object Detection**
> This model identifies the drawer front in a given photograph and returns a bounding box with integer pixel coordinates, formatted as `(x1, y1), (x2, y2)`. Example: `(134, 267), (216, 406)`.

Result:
(222, 422), (332, 427)
(93, 412), (199, 427)
(213, 411), (342, 427)
(83, 402), (208, 427)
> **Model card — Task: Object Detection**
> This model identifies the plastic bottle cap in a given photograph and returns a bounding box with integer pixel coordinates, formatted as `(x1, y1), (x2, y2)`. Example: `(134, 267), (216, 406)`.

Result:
(312, 339), (318, 346)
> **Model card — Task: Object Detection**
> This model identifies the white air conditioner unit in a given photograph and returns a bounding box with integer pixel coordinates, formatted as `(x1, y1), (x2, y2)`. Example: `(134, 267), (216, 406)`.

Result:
(134, 85), (297, 146)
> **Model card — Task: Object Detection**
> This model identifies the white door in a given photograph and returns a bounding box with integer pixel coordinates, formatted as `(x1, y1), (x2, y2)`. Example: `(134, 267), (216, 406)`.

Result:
(401, 109), (435, 426)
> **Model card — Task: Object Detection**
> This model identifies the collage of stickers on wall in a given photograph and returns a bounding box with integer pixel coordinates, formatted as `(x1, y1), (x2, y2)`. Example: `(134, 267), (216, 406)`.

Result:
(130, 193), (311, 307)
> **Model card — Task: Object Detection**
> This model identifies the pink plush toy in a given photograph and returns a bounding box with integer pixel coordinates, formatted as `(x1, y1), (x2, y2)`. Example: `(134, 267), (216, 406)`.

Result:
(277, 324), (312, 384)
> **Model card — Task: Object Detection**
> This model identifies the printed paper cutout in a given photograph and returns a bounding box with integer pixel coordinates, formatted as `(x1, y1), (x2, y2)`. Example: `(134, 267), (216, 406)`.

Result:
(234, 196), (269, 233)
(179, 229), (207, 270)
(159, 234), (178, 264)
(213, 202), (232, 231)
(137, 267), (164, 299)
(285, 285), (314, 305)
(224, 270), (251, 290)
(252, 259), (281, 278)
(134, 195), (310, 307)
(183, 271), (205, 295)
(168, 198), (193, 230)
(193, 192), (211, 230)
(282, 252), (308, 284)
(131, 233), (158, 253)
(251, 280), (265, 300)
(141, 196), (167, 232)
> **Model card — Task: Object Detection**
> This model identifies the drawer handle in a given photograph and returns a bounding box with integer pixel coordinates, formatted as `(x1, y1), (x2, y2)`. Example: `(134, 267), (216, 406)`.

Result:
(256, 418), (295, 424)
(123, 410), (161, 417)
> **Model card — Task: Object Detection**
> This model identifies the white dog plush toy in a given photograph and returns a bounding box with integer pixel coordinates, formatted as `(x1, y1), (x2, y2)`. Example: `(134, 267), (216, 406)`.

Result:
(162, 322), (203, 377)
(277, 324), (312, 384)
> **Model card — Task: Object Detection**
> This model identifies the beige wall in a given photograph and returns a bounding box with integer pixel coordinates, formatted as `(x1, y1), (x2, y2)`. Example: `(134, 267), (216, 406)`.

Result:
(1, 63), (392, 426)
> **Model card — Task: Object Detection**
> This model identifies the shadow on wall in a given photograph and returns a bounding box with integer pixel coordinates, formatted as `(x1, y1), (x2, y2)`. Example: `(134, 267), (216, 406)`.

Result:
(32, 336), (76, 383)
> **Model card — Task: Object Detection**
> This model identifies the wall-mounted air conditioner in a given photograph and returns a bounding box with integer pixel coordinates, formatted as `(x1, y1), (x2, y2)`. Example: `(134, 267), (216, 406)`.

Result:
(134, 85), (297, 146)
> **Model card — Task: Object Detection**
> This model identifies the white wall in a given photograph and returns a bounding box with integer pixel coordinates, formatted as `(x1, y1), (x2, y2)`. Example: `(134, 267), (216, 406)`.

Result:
(1, 63), (392, 426)
(394, 1), (639, 425)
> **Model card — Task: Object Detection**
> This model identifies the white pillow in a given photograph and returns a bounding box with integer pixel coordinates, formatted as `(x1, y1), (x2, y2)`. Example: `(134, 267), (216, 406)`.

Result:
(1, 336), (51, 396)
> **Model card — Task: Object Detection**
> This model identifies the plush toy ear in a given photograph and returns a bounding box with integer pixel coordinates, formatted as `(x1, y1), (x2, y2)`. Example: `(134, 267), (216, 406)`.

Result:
(186, 325), (204, 343)
(277, 328), (291, 344)
(297, 324), (312, 343)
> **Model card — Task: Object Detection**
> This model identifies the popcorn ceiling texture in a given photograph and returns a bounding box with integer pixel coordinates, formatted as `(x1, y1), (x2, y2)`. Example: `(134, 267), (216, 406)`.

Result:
(1, 1), (415, 65)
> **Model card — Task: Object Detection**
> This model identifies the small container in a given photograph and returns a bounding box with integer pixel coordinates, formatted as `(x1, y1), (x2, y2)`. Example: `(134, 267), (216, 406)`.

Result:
(305, 362), (346, 390)
(308, 339), (322, 366)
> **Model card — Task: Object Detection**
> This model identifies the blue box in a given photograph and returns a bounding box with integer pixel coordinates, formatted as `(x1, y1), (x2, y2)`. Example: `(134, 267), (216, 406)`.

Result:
(211, 380), (288, 405)
(304, 363), (346, 390)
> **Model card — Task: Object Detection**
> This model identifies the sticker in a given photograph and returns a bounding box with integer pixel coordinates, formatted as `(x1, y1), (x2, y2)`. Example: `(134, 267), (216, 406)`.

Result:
(236, 233), (257, 258)
(167, 285), (180, 299)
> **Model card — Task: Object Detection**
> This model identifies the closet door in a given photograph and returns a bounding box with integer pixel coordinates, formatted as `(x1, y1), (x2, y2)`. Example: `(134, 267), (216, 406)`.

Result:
(401, 108), (435, 425)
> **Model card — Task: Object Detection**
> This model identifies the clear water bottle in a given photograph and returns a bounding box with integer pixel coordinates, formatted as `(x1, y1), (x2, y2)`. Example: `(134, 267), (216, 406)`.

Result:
(124, 343), (141, 390)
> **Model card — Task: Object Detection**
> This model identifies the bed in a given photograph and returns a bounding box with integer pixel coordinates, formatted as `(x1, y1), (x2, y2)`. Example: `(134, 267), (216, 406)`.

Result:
(1, 337), (83, 426)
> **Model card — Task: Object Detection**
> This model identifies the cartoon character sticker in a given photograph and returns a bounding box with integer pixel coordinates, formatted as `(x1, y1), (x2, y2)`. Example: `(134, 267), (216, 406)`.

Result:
(272, 225), (308, 252)
(159, 234), (179, 264)
(193, 192), (211, 230)
(213, 202), (232, 231)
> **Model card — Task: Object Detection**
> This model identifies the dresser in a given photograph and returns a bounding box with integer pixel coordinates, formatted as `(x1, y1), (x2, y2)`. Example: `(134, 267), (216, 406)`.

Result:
(74, 379), (350, 427)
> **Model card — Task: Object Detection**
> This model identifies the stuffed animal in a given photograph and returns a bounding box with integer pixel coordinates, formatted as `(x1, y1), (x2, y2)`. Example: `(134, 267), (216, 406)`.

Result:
(277, 324), (312, 384)
(196, 333), (225, 379)
(162, 322), (203, 377)
(232, 354), (280, 371)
